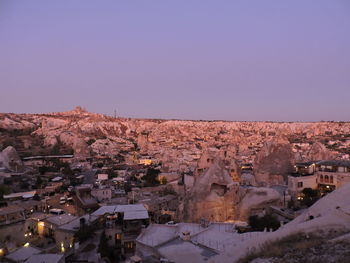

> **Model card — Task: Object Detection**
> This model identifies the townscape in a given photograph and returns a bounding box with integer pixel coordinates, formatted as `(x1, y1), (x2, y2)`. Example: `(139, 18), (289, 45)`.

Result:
(1, 108), (350, 263)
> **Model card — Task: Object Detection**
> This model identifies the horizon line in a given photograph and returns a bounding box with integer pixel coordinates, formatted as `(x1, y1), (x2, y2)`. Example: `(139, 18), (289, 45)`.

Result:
(1, 109), (349, 124)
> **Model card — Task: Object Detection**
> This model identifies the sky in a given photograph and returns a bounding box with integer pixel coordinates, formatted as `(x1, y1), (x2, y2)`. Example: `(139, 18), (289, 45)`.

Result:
(1, 1), (350, 121)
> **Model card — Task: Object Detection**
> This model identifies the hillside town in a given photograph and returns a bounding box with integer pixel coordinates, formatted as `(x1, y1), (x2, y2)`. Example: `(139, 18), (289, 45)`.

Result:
(1, 109), (350, 263)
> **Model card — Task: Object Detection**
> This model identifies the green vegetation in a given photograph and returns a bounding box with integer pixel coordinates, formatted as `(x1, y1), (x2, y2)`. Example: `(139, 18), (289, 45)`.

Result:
(33, 193), (41, 201)
(239, 232), (317, 263)
(300, 188), (320, 207)
(49, 138), (74, 155)
(0, 127), (35, 136)
(238, 231), (350, 263)
(114, 153), (125, 163)
(86, 138), (96, 146)
(142, 168), (161, 187)
(74, 218), (96, 243)
(38, 159), (73, 175)
(98, 231), (118, 262)
(35, 176), (43, 188)
(20, 181), (30, 189)
(0, 184), (10, 200)
(248, 214), (280, 232)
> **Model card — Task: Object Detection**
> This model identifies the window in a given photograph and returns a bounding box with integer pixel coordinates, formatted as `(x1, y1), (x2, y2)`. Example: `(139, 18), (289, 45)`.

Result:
(330, 176), (334, 184)
(125, 242), (134, 249)
(320, 175), (323, 182)
(297, 182), (303, 188)
(325, 175), (329, 183)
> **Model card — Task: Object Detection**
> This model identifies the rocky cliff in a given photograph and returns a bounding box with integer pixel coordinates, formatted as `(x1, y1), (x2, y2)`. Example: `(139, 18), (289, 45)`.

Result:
(1, 107), (349, 179)
(183, 158), (240, 222)
(0, 146), (24, 172)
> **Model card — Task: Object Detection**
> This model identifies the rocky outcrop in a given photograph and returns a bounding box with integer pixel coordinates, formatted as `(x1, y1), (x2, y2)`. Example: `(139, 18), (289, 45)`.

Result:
(0, 146), (24, 172)
(184, 158), (240, 222)
(1, 108), (350, 171)
(254, 138), (294, 185)
(306, 142), (334, 161)
(237, 187), (282, 220)
(214, 182), (350, 263)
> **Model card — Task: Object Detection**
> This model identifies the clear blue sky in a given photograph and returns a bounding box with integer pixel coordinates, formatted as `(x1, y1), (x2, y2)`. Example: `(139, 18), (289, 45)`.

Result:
(1, 0), (350, 121)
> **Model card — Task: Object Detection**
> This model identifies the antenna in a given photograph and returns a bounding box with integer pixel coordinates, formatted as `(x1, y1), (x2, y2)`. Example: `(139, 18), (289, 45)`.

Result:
(114, 109), (117, 118)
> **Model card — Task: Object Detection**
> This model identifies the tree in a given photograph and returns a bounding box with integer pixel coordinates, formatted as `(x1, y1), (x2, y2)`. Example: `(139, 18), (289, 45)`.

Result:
(0, 184), (10, 200)
(124, 181), (132, 193)
(249, 214), (280, 231)
(300, 188), (320, 207)
(38, 166), (50, 175)
(74, 219), (95, 243)
(98, 231), (117, 262)
(62, 165), (73, 176)
(51, 144), (61, 155)
(20, 181), (30, 190)
(86, 139), (96, 146)
(35, 176), (43, 188)
(107, 169), (116, 179)
(142, 168), (161, 187)
(98, 231), (109, 256)
(33, 193), (41, 201)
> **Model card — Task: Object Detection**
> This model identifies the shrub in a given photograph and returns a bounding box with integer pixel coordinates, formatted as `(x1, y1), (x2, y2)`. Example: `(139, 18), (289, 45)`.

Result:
(33, 194), (41, 201)
(238, 232), (321, 263)
(74, 223), (96, 243)
(142, 168), (161, 187)
(86, 139), (96, 146)
(0, 184), (10, 200)
(301, 188), (320, 207)
(98, 231), (117, 262)
(248, 214), (280, 231)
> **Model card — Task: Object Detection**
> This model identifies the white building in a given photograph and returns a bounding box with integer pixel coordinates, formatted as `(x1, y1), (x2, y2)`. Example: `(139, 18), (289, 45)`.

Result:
(288, 174), (318, 198)
(288, 160), (350, 199)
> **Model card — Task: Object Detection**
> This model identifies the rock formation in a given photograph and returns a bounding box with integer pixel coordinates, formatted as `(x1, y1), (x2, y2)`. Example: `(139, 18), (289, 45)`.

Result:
(237, 187), (282, 220)
(306, 142), (334, 161)
(184, 158), (239, 222)
(0, 146), (24, 172)
(213, 183), (350, 263)
(254, 138), (294, 185)
(1, 108), (350, 172)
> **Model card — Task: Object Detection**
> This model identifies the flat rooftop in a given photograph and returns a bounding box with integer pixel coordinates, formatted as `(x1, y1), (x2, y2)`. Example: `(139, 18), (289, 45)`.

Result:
(158, 238), (218, 263)
(317, 160), (350, 168)
(45, 214), (77, 226)
(5, 246), (41, 262)
(24, 253), (64, 263)
(0, 205), (24, 216)
(58, 214), (98, 232)
(290, 174), (310, 178)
